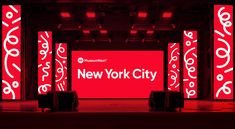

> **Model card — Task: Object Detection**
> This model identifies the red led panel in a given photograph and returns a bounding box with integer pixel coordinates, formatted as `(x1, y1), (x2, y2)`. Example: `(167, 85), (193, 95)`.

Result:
(214, 5), (233, 99)
(55, 43), (67, 91)
(168, 43), (180, 92)
(38, 31), (52, 94)
(2, 5), (21, 100)
(183, 31), (198, 98)
(72, 51), (164, 98)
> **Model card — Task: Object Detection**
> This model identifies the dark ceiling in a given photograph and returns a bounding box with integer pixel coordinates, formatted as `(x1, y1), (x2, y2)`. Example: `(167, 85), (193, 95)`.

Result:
(1, 0), (233, 47)
(1, 0), (233, 99)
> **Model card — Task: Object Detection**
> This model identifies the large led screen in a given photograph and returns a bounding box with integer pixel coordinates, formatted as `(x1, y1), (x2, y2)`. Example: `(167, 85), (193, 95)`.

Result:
(38, 31), (52, 94)
(183, 30), (198, 99)
(2, 5), (21, 100)
(168, 43), (180, 92)
(213, 5), (233, 99)
(72, 51), (164, 98)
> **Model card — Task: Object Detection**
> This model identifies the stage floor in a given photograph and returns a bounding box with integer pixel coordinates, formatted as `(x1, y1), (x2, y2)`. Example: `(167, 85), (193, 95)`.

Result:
(1, 99), (235, 112)
(1, 100), (235, 129)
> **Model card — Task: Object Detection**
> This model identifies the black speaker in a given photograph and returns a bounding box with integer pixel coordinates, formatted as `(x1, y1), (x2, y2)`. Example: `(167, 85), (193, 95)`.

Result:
(38, 93), (54, 111)
(38, 94), (48, 109)
(38, 91), (79, 111)
(149, 91), (184, 111)
(149, 91), (166, 111)
(55, 91), (79, 111)
(168, 92), (184, 109)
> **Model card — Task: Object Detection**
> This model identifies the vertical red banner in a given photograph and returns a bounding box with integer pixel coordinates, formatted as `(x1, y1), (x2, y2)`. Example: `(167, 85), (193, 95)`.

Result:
(2, 5), (21, 100)
(183, 31), (198, 98)
(168, 43), (180, 92)
(38, 31), (52, 94)
(214, 5), (233, 99)
(55, 43), (67, 91)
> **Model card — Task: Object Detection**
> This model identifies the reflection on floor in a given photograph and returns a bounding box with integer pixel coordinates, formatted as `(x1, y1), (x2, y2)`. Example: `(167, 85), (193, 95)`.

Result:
(1, 100), (235, 129)
(1, 100), (235, 112)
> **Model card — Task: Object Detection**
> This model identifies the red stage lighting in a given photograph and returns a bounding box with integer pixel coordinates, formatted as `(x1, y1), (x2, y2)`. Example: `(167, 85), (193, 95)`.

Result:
(60, 12), (71, 18)
(162, 11), (173, 18)
(146, 30), (154, 35)
(83, 30), (90, 34)
(137, 11), (148, 18)
(100, 29), (108, 34)
(86, 11), (96, 18)
(130, 30), (137, 35)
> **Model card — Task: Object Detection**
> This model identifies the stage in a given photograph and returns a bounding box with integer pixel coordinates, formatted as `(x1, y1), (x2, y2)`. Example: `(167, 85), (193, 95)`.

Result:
(1, 100), (235, 112)
(1, 100), (235, 129)
(0, 0), (235, 129)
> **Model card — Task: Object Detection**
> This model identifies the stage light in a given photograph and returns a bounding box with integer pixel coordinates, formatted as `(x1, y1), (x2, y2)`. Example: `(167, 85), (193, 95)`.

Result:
(83, 30), (90, 34)
(60, 12), (71, 18)
(162, 11), (173, 18)
(130, 30), (137, 35)
(86, 11), (96, 18)
(137, 11), (148, 18)
(146, 30), (154, 35)
(100, 29), (108, 34)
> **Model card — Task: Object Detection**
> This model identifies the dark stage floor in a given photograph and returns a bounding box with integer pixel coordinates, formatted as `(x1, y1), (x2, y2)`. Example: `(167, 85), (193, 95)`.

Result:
(1, 100), (235, 112)
(1, 100), (235, 129)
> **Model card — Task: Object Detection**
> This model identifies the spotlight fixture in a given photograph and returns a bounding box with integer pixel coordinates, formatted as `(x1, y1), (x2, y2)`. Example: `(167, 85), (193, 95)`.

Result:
(60, 12), (71, 18)
(146, 30), (154, 35)
(137, 11), (148, 18)
(83, 30), (90, 34)
(86, 11), (96, 18)
(130, 30), (138, 35)
(100, 29), (108, 34)
(162, 11), (173, 18)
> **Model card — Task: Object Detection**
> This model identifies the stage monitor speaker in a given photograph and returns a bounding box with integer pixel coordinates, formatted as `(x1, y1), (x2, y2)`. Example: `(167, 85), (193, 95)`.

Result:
(38, 91), (79, 111)
(149, 91), (166, 111)
(55, 91), (79, 111)
(149, 91), (184, 111)
(38, 93), (54, 111)
(168, 92), (184, 109)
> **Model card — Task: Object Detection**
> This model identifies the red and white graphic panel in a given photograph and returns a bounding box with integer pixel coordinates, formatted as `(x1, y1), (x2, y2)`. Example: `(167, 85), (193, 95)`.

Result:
(183, 31), (198, 98)
(55, 43), (67, 91)
(2, 5), (21, 100)
(168, 43), (180, 92)
(38, 31), (52, 94)
(72, 51), (164, 98)
(214, 5), (233, 99)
